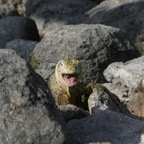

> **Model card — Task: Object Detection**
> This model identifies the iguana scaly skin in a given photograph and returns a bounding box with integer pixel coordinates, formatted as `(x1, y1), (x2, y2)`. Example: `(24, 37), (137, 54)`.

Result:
(48, 58), (121, 110)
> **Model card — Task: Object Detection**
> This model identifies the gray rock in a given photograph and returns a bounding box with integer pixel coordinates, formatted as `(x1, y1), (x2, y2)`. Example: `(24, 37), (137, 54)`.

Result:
(0, 49), (71, 144)
(67, 109), (144, 144)
(127, 80), (144, 120)
(31, 24), (140, 83)
(104, 56), (144, 119)
(24, 0), (96, 36)
(59, 104), (89, 122)
(0, 0), (18, 17)
(0, 16), (40, 47)
(88, 88), (121, 114)
(6, 39), (38, 60)
(0, 0), (26, 16)
(104, 56), (144, 100)
(86, 0), (144, 54)
(14, 0), (26, 16)
(103, 83), (127, 102)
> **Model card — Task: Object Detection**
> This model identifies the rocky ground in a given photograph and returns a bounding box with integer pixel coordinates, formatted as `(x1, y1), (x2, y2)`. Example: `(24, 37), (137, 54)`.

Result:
(1, 0), (144, 144)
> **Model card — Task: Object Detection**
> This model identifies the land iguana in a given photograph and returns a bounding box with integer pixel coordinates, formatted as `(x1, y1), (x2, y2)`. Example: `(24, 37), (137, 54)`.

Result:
(48, 58), (121, 110)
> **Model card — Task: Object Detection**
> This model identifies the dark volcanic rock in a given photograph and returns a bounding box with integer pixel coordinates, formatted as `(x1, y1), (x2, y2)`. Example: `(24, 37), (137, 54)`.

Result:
(31, 24), (140, 83)
(59, 104), (89, 122)
(67, 109), (144, 144)
(25, 0), (97, 35)
(6, 39), (38, 60)
(0, 49), (71, 144)
(0, 16), (40, 47)
(86, 0), (144, 54)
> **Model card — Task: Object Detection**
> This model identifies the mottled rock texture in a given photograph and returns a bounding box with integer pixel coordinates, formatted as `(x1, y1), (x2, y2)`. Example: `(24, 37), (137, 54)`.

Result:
(104, 56), (144, 120)
(31, 24), (140, 83)
(0, 49), (71, 144)
(88, 88), (121, 114)
(86, 0), (144, 54)
(104, 56), (144, 99)
(0, 0), (18, 17)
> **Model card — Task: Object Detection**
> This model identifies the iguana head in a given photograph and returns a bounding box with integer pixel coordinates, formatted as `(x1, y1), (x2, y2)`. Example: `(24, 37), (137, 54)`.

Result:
(55, 58), (81, 87)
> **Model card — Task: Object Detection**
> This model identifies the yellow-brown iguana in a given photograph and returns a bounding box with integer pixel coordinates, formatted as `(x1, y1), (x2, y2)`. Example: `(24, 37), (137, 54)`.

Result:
(48, 58), (121, 110)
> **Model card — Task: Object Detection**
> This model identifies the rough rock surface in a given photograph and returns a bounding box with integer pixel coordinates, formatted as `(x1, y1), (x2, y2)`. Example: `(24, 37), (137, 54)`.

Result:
(0, 49), (70, 144)
(59, 104), (89, 122)
(6, 39), (38, 60)
(0, 16), (40, 47)
(0, 0), (18, 17)
(24, 0), (97, 35)
(104, 56), (144, 119)
(67, 109), (144, 144)
(104, 56), (144, 100)
(127, 81), (144, 120)
(31, 24), (140, 83)
(88, 88), (121, 114)
(86, 0), (144, 54)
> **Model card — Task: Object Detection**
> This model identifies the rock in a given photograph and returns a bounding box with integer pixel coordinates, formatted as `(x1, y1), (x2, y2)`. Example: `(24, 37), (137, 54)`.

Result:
(0, 49), (71, 144)
(104, 56), (144, 100)
(86, 0), (144, 54)
(6, 39), (38, 60)
(67, 109), (144, 144)
(103, 56), (144, 119)
(127, 79), (144, 120)
(24, 0), (96, 36)
(90, 0), (104, 4)
(0, 0), (18, 17)
(0, 16), (40, 47)
(88, 88), (122, 114)
(14, 0), (26, 16)
(0, 0), (26, 17)
(59, 104), (89, 122)
(30, 24), (140, 83)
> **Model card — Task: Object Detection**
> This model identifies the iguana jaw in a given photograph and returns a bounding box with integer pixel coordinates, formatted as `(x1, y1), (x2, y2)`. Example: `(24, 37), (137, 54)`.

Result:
(62, 73), (78, 87)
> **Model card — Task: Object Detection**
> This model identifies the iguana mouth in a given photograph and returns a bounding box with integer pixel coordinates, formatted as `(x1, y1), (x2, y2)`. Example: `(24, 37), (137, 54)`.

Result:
(62, 73), (78, 86)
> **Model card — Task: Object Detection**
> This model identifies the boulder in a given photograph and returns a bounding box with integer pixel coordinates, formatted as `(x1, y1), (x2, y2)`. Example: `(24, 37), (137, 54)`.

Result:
(24, 0), (97, 36)
(86, 0), (144, 54)
(104, 56), (144, 100)
(0, 0), (26, 17)
(67, 109), (144, 144)
(0, 16), (40, 47)
(0, 49), (71, 144)
(0, 0), (18, 17)
(59, 104), (89, 122)
(6, 39), (38, 60)
(127, 79), (144, 120)
(30, 24), (140, 83)
(88, 88), (122, 114)
(104, 56), (144, 119)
